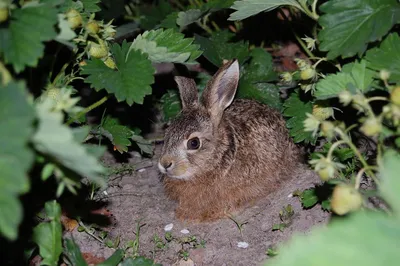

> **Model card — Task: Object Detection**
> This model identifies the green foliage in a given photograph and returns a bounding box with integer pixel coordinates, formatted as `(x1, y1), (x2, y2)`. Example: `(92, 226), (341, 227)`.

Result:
(82, 41), (155, 105)
(228, 0), (302, 21)
(160, 90), (182, 122)
(268, 151), (400, 266)
(64, 239), (90, 266)
(33, 201), (62, 266)
(0, 82), (34, 240)
(0, 2), (58, 73)
(120, 257), (162, 266)
(97, 249), (125, 266)
(365, 33), (400, 82)
(176, 9), (203, 30)
(283, 92), (315, 144)
(139, 0), (173, 30)
(101, 116), (134, 153)
(318, 0), (400, 59)
(195, 30), (249, 67)
(130, 28), (202, 64)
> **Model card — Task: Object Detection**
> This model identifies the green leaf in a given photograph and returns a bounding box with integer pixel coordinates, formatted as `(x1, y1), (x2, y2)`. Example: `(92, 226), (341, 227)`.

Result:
(161, 90), (182, 122)
(228, 0), (302, 21)
(300, 188), (318, 208)
(130, 28), (202, 64)
(97, 249), (125, 266)
(195, 30), (249, 67)
(0, 81), (34, 240)
(81, 0), (101, 13)
(33, 201), (62, 266)
(32, 99), (106, 187)
(241, 48), (277, 82)
(55, 14), (76, 48)
(237, 81), (282, 111)
(365, 33), (400, 82)
(0, 3), (58, 73)
(318, 0), (400, 59)
(120, 257), (162, 266)
(380, 150), (400, 216)
(101, 116), (133, 153)
(131, 134), (154, 155)
(202, 0), (236, 12)
(283, 92), (315, 144)
(139, 0), (174, 30)
(267, 211), (400, 266)
(64, 239), (88, 266)
(315, 60), (375, 99)
(159, 12), (179, 30)
(176, 9), (202, 30)
(82, 41), (155, 105)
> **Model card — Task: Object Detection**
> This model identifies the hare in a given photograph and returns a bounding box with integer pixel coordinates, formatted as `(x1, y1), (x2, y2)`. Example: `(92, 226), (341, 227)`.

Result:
(158, 59), (301, 222)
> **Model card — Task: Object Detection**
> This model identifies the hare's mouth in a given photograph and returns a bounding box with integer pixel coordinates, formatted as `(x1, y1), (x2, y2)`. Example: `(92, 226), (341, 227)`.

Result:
(158, 162), (192, 180)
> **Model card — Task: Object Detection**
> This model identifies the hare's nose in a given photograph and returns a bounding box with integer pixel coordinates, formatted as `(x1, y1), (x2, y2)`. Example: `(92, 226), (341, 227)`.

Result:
(159, 157), (174, 171)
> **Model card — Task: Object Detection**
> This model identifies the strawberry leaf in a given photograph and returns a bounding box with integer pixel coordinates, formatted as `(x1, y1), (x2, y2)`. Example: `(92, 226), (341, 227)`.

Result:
(101, 116), (133, 153)
(0, 2), (58, 73)
(228, 0), (302, 21)
(130, 28), (202, 63)
(365, 33), (400, 82)
(283, 91), (316, 144)
(318, 0), (400, 59)
(82, 40), (155, 105)
(0, 81), (34, 241)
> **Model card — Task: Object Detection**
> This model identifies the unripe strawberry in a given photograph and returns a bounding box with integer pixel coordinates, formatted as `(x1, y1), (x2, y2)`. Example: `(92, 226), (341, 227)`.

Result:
(312, 104), (334, 121)
(360, 117), (382, 136)
(0, 7), (8, 23)
(280, 72), (293, 83)
(45, 88), (61, 102)
(379, 69), (390, 81)
(103, 57), (116, 69)
(88, 40), (108, 59)
(320, 121), (335, 139)
(66, 9), (82, 29)
(331, 184), (363, 215)
(79, 60), (87, 67)
(390, 86), (400, 106)
(317, 165), (334, 181)
(86, 21), (100, 34)
(338, 90), (352, 106)
(300, 67), (316, 80)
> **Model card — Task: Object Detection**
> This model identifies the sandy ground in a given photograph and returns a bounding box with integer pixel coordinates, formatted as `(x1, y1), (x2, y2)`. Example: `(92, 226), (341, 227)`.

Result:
(66, 143), (330, 266)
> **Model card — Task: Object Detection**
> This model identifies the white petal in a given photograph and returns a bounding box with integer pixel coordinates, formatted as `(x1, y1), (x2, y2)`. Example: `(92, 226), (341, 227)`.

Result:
(180, 229), (190, 234)
(237, 242), (249, 248)
(164, 223), (174, 231)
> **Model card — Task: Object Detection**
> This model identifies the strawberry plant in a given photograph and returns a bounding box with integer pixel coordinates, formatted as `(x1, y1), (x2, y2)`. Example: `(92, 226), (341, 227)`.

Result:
(2, 0), (400, 264)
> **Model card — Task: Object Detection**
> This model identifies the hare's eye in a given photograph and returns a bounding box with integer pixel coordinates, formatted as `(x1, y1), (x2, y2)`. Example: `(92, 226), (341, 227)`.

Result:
(187, 137), (200, 150)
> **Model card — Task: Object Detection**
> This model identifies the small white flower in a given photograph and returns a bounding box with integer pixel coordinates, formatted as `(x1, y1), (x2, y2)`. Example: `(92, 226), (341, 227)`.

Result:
(237, 242), (249, 248)
(180, 229), (190, 234)
(164, 223), (173, 231)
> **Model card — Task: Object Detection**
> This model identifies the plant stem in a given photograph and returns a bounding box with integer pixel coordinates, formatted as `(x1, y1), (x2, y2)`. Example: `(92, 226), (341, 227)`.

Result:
(367, 96), (388, 103)
(298, 0), (319, 20)
(66, 95), (109, 125)
(0, 61), (12, 86)
(327, 140), (347, 160)
(78, 221), (105, 244)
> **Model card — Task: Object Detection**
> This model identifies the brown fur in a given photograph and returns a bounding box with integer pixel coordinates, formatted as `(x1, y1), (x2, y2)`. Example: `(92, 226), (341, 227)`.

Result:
(159, 60), (301, 222)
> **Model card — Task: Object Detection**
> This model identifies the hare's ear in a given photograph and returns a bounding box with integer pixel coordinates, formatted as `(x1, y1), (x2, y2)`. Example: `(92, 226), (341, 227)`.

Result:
(175, 76), (198, 109)
(201, 59), (239, 120)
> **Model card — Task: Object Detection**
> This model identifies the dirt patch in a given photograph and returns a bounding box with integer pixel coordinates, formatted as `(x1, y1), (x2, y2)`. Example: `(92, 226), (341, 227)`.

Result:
(66, 144), (330, 266)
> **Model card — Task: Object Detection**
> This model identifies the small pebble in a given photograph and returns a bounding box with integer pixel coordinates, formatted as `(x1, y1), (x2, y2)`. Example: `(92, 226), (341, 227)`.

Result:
(180, 229), (190, 234)
(287, 193), (293, 198)
(164, 223), (174, 231)
(237, 242), (249, 248)
(103, 190), (108, 196)
(137, 168), (146, 172)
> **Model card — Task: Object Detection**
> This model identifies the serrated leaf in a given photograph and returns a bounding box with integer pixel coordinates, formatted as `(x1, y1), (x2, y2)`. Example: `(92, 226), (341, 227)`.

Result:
(159, 12), (179, 30)
(228, 0), (302, 21)
(195, 30), (249, 67)
(300, 188), (318, 208)
(32, 99), (106, 187)
(82, 41), (155, 105)
(33, 201), (62, 266)
(238, 81), (282, 111)
(81, 0), (101, 12)
(97, 249), (125, 266)
(242, 48), (277, 82)
(315, 60), (375, 99)
(283, 92), (315, 144)
(176, 9), (202, 30)
(381, 150), (400, 216)
(64, 239), (88, 266)
(318, 0), (400, 60)
(130, 28), (202, 64)
(365, 33), (400, 82)
(0, 3), (58, 73)
(161, 90), (182, 122)
(202, 0), (236, 12)
(0, 81), (34, 240)
(131, 134), (154, 155)
(101, 116), (133, 153)
(139, 0), (174, 30)
(267, 211), (399, 266)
